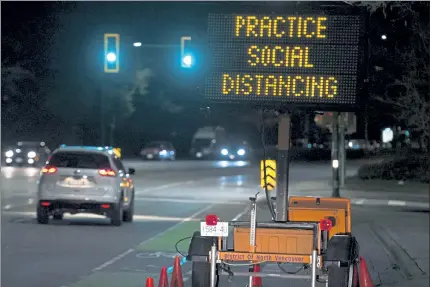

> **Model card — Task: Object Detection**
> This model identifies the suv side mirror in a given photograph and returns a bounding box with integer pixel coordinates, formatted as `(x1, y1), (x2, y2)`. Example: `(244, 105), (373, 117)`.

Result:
(128, 168), (136, 175)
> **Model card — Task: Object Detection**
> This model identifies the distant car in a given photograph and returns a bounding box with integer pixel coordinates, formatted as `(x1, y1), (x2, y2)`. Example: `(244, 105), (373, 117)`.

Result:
(190, 138), (217, 160)
(140, 141), (176, 160)
(4, 141), (51, 167)
(36, 146), (136, 226)
(218, 141), (252, 161)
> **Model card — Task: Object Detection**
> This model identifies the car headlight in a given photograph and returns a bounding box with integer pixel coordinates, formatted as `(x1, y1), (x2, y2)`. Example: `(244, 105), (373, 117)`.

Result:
(27, 151), (36, 158)
(5, 150), (13, 157)
(159, 150), (168, 156)
(221, 149), (228, 155)
(237, 149), (245, 156)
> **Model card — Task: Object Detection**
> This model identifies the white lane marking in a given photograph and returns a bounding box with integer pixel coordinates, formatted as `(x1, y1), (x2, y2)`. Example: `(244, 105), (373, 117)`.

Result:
(135, 181), (195, 194)
(2, 201), (35, 210)
(134, 197), (244, 205)
(1, 211), (200, 222)
(387, 200), (407, 207)
(232, 205), (251, 221)
(92, 249), (135, 272)
(353, 199), (365, 205)
(91, 203), (216, 272)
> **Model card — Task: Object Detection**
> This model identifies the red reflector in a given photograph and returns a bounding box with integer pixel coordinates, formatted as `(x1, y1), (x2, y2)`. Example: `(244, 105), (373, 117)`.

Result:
(42, 166), (57, 174)
(101, 204), (110, 209)
(320, 219), (333, 231)
(205, 214), (218, 226)
(41, 201), (51, 207)
(98, 169), (116, 177)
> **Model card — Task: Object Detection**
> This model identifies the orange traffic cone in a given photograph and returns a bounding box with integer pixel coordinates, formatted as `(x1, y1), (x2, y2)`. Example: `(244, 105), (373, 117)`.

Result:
(145, 277), (154, 287)
(170, 256), (184, 287)
(158, 266), (169, 287)
(251, 264), (262, 287)
(359, 257), (374, 287)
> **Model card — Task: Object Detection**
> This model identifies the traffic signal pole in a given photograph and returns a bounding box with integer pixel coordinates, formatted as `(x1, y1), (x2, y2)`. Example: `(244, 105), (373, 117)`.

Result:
(331, 112), (340, 197)
(339, 113), (346, 187)
(275, 113), (291, 222)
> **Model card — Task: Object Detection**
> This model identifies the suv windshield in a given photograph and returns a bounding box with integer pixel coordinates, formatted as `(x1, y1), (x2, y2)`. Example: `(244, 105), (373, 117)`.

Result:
(49, 152), (111, 169)
(192, 139), (212, 148)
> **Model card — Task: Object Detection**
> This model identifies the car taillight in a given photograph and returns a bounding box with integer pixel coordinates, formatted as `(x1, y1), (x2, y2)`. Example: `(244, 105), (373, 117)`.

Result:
(205, 214), (218, 226)
(98, 169), (116, 177)
(42, 166), (57, 174)
(320, 219), (333, 231)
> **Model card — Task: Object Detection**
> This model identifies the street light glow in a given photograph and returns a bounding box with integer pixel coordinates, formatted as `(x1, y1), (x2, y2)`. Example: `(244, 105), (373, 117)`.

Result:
(381, 34), (387, 40)
(182, 54), (193, 68)
(106, 52), (117, 62)
(133, 42), (142, 47)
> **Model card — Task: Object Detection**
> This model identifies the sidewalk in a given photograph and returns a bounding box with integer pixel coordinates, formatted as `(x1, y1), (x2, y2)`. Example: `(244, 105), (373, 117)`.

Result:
(265, 178), (429, 209)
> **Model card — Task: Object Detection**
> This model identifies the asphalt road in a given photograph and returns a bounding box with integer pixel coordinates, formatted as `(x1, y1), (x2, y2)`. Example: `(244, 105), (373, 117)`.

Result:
(1, 160), (428, 287)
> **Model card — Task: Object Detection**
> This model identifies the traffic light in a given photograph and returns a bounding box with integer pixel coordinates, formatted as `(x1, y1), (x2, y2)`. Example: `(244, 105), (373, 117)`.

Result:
(104, 33), (120, 73)
(180, 36), (193, 68)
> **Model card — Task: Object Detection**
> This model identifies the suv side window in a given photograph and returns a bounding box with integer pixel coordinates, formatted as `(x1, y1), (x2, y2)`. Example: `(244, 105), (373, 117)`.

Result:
(112, 156), (126, 172)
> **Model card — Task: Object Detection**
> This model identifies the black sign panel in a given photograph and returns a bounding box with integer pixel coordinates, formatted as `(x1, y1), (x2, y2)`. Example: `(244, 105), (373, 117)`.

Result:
(204, 11), (367, 108)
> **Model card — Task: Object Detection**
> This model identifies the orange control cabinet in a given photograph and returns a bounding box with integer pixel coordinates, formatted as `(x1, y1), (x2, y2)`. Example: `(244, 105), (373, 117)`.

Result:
(288, 196), (351, 238)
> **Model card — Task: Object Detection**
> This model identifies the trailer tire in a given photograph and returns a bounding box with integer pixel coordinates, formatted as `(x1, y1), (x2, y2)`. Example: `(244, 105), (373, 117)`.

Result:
(192, 261), (211, 287)
(328, 262), (358, 287)
(188, 231), (217, 287)
(328, 266), (349, 287)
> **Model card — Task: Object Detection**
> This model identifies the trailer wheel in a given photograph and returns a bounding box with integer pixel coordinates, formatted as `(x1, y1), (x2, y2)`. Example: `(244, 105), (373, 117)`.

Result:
(192, 261), (211, 287)
(328, 262), (358, 287)
(328, 266), (349, 287)
(188, 231), (218, 287)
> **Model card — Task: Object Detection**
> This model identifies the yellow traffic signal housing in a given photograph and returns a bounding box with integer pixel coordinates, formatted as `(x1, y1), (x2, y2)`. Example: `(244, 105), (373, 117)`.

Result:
(104, 33), (120, 73)
(260, 160), (276, 191)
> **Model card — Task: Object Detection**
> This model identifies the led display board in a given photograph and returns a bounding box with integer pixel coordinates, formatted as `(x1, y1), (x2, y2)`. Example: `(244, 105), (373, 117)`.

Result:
(204, 11), (367, 108)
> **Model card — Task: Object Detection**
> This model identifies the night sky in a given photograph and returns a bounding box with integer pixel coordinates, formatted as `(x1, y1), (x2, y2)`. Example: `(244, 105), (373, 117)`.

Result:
(2, 1), (428, 155)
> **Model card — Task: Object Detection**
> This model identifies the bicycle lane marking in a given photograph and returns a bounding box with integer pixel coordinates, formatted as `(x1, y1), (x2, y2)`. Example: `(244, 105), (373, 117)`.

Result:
(91, 203), (217, 272)
(63, 203), (250, 287)
(91, 199), (251, 272)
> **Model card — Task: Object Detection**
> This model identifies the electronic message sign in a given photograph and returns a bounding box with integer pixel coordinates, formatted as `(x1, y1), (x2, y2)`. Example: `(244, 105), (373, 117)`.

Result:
(204, 11), (367, 108)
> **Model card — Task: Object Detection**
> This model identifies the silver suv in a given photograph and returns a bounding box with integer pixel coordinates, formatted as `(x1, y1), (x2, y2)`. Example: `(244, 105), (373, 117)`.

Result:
(36, 146), (135, 226)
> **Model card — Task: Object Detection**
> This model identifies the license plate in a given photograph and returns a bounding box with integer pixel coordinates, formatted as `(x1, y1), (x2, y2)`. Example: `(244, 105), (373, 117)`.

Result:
(62, 177), (93, 188)
(200, 222), (229, 237)
(15, 157), (23, 163)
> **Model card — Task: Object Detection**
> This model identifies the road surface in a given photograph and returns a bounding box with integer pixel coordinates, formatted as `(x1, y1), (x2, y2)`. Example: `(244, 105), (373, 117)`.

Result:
(1, 160), (428, 287)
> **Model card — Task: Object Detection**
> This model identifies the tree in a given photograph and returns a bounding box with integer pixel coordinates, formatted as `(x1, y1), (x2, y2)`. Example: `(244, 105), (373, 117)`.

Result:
(1, 37), (36, 105)
(354, 1), (429, 151)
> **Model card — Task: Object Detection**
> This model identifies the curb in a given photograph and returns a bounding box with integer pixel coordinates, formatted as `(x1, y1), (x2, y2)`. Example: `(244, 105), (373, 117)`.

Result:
(350, 198), (430, 209)
(256, 195), (429, 210)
